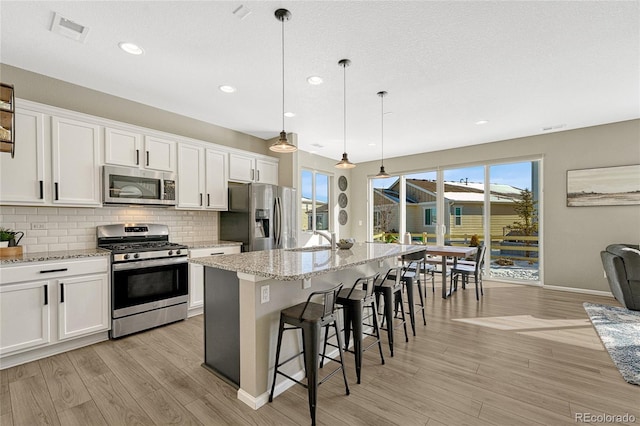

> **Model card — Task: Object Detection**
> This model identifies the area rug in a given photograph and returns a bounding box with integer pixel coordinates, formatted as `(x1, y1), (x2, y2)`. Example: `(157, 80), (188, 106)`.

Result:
(583, 303), (640, 385)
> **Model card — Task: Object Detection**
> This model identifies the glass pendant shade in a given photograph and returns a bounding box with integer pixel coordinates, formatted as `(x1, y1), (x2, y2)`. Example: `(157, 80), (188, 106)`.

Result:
(336, 152), (356, 169)
(269, 9), (297, 153)
(335, 59), (355, 169)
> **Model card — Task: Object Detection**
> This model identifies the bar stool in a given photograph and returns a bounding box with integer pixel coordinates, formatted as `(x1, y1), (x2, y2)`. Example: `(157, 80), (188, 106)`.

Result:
(388, 250), (428, 336)
(269, 284), (349, 426)
(375, 267), (408, 356)
(321, 273), (384, 384)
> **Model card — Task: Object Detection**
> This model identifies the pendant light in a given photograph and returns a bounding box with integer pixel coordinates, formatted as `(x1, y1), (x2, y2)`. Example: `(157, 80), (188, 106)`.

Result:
(269, 9), (297, 153)
(375, 91), (390, 178)
(335, 59), (356, 169)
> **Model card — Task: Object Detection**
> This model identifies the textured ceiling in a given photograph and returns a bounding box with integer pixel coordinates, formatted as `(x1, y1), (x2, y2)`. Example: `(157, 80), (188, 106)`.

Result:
(1, 1), (638, 163)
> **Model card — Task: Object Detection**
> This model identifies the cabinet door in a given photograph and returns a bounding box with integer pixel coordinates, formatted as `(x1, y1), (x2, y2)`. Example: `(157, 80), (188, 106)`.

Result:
(256, 159), (278, 185)
(144, 136), (176, 172)
(58, 274), (110, 341)
(51, 116), (101, 206)
(177, 143), (205, 209)
(104, 127), (142, 167)
(188, 263), (204, 310)
(205, 148), (227, 210)
(228, 153), (255, 182)
(0, 108), (46, 205)
(0, 281), (50, 355)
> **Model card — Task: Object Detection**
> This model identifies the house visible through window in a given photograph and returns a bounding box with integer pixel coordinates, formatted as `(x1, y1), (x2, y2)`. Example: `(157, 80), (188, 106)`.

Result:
(301, 169), (330, 232)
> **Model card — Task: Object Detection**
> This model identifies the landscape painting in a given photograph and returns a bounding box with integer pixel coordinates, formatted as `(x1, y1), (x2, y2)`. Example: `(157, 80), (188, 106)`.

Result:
(567, 164), (640, 207)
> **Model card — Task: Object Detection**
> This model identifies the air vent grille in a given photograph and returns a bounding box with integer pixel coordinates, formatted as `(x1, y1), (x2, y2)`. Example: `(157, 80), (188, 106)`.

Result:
(50, 12), (90, 43)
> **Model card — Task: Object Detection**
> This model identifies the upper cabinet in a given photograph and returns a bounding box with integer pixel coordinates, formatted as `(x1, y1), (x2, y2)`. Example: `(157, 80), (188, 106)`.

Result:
(0, 107), (46, 205)
(51, 116), (101, 206)
(177, 142), (227, 210)
(105, 127), (176, 172)
(229, 152), (278, 185)
(0, 83), (15, 157)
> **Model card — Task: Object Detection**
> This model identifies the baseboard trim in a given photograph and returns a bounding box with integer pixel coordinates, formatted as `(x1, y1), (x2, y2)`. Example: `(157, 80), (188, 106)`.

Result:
(544, 284), (614, 298)
(237, 370), (306, 410)
(0, 332), (109, 370)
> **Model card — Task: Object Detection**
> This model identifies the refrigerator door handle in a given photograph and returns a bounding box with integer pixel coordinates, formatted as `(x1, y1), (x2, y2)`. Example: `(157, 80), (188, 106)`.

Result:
(274, 196), (282, 248)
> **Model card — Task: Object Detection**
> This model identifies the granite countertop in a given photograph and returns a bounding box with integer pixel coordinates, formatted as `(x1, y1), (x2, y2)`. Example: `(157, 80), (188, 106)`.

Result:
(188, 241), (242, 249)
(0, 248), (111, 265)
(190, 242), (425, 281)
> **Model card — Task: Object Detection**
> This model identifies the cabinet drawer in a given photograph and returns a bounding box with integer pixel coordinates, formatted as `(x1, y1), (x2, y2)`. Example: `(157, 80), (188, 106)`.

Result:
(189, 246), (240, 259)
(0, 257), (109, 285)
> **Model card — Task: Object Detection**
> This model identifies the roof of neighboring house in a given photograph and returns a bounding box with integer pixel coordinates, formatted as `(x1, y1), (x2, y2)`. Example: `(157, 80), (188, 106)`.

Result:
(374, 179), (521, 205)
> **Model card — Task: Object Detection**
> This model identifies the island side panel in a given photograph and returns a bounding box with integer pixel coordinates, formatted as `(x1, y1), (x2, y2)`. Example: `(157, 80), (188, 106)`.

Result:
(204, 267), (240, 386)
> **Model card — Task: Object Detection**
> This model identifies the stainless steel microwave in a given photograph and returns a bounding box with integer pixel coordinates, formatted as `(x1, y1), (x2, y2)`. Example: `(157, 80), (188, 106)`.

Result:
(103, 165), (176, 206)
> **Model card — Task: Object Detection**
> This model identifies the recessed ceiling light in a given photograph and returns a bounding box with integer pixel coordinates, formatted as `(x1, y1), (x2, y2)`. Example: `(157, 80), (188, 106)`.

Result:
(309, 150), (317, 154)
(307, 76), (323, 85)
(542, 123), (566, 132)
(368, 143), (376, 146)
(118, 42), (144, 55)
(384, 111), (393, 115)
(232, 5), (252, 20)
(219, 85), (236, 93)
(284, 112), (295, 118)
(475, 120), (489, 125)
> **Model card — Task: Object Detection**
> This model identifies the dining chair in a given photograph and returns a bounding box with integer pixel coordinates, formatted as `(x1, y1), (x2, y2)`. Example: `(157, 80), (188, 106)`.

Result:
(449, 244), (486, 300)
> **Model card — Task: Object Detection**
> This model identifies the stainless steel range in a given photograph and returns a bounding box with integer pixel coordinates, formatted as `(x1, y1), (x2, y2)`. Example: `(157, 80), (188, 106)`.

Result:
(97, 224), (188, 338)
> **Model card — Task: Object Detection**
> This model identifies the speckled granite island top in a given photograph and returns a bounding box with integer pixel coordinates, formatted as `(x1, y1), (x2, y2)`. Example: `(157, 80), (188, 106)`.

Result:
(190, 242), (425, 281)
(0, 248), (111, 265)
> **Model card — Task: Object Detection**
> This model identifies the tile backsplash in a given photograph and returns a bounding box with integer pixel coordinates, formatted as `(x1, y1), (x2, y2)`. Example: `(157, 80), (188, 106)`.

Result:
(0, 206), (219, 253)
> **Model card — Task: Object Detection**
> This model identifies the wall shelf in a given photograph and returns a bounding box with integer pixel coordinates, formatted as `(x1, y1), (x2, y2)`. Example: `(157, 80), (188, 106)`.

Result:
(0, 83), (15, 158)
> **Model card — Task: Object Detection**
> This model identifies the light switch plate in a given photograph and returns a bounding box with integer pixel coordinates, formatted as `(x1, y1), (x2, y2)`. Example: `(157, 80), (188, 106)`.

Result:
(260, 285), (270, 304)
(302, 278), (311, 289)
(31, 223), (46, 230)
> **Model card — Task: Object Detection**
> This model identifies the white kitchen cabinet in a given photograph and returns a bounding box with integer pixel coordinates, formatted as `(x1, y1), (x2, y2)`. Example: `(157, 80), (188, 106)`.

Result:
(0, 281), (50, 355)
(104, 127), (141, 168)
(0, 107), (46, 205)
(188, 245), (241, 315)
(57, 274), (109, 341)
(229, 152), (278, 185)
(51, 116), (101, 206)
(0, 257), (110, 363)
(104, 127), (176, 172)
(177, 142), (227, 210)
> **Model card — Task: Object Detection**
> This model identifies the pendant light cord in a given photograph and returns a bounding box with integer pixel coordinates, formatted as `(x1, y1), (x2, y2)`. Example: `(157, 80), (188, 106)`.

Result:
(380, 94), (384, 167)
(343, 62), (347, 154)
(281, 16), (285, 132)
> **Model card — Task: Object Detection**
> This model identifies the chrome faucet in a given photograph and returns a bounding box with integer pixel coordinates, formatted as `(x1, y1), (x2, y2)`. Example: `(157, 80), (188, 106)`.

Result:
(314, 230), (336, 250)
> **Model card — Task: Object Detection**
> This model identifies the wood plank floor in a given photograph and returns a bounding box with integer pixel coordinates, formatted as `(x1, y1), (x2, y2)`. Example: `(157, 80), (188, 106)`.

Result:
(2, 280), (639, 425)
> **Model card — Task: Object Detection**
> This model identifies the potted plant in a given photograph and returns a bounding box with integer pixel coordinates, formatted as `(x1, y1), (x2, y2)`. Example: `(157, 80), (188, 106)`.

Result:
(0, 227), (15, 248)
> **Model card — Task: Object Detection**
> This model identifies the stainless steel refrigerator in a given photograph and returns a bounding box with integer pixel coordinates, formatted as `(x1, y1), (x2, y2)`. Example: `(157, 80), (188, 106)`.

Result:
(220, 183), (297, 252)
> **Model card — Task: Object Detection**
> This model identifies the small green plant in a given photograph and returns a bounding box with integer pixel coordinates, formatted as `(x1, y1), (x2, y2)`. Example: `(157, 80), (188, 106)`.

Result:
(0, 227), (15, 242)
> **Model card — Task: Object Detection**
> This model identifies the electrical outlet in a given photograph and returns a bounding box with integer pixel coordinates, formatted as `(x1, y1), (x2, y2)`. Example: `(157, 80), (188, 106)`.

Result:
(31, 223), (46, 230)
(260, 285), (270, 304)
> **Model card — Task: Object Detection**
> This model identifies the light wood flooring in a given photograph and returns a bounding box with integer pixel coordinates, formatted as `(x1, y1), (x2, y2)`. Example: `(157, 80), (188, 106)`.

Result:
(2, 280), (639, 425)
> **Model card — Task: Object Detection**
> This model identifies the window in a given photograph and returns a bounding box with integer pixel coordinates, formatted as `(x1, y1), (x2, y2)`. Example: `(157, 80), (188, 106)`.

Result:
(301, 169), (330, 232)
(454, 206), (462, 226)
(424, 208), (436, 226)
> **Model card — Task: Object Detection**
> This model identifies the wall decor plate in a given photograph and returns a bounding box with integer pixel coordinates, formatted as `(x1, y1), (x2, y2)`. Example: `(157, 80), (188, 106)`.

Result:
(338, 209), (348, 225)
(338, 192), (348, 208)
(338, 175), (348, 191)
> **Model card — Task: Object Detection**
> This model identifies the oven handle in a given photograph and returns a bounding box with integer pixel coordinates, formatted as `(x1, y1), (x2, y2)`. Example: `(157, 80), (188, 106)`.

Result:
(112, 256), (188, 271)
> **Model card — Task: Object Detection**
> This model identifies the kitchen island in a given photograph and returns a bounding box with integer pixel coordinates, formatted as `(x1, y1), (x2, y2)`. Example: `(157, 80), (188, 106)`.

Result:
(190, 242), (424, 409)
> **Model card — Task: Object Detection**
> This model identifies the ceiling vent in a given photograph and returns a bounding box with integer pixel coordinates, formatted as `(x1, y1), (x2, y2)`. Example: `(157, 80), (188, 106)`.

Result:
(50, 12), (90, 43)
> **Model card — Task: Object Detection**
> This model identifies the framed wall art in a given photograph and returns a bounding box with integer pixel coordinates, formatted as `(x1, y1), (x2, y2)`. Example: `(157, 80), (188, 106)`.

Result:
(566, 164), (640, 207)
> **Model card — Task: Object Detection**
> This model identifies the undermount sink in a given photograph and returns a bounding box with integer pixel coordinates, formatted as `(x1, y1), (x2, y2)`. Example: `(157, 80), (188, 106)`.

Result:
(285, 246), (332, 252)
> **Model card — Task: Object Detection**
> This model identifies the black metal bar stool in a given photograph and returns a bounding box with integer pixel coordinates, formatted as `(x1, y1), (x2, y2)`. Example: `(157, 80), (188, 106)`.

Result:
(321, 273), (384, 384)
(375, 267), (408, 356)
(269, 284), (350, 426)
(388, 250), (428, 336)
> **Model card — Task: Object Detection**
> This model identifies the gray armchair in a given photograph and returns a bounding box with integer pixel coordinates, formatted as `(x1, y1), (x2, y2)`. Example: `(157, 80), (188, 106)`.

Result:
(600, 244), (640, 311)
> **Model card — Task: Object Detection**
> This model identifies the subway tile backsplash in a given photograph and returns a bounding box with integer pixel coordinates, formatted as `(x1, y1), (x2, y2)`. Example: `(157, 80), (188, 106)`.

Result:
(0, 206), (219, 253)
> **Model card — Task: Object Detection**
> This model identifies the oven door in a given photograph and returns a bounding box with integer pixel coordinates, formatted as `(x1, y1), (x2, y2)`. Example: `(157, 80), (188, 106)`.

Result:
(112, 256), (188, 318)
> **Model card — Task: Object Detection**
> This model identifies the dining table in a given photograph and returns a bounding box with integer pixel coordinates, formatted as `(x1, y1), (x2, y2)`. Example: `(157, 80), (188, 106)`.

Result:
(423, 245), (478, 299)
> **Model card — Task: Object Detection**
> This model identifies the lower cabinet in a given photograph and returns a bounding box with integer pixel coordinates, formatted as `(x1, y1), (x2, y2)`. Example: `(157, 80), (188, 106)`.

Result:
(0, 257), (110, 365)
(188, 245), (241, 315)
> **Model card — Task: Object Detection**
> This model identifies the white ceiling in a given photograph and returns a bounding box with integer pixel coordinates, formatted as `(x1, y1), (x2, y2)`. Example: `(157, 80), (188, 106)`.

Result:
(1, 1), (639, 164)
